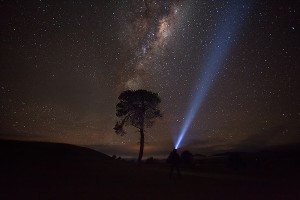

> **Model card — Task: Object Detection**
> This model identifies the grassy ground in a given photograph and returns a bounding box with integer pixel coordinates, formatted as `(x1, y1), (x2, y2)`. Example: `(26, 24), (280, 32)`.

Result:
(0, 140), (299, 200)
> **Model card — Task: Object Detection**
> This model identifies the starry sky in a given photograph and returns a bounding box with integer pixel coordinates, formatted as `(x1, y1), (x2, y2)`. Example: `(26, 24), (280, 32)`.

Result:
(0, 0), (299, 158)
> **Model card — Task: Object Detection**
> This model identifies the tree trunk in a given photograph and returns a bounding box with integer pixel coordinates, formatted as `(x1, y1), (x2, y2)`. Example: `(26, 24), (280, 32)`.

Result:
(138, 127), (144, 163)
(137, 97), (146, 163)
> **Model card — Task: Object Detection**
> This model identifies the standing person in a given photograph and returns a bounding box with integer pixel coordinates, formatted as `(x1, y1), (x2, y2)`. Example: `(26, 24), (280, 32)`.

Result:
(167, 149), (181, 178)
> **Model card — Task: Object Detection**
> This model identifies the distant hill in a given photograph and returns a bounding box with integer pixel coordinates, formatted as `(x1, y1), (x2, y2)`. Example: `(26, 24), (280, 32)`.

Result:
(0, 139), (112, 162)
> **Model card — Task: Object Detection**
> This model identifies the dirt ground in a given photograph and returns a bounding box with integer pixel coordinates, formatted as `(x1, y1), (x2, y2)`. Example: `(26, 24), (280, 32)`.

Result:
(1, 140), (299, 200)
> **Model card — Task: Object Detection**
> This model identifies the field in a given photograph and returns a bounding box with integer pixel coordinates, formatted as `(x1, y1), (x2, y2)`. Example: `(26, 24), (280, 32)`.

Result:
(1, 140), (299, 200)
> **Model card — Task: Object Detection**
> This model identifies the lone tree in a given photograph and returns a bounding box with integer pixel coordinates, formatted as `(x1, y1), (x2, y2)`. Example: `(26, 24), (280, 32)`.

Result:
(114, 90), (162, 163)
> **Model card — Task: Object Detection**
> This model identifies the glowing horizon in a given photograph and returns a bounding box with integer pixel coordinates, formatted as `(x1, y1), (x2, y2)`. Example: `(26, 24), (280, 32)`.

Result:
(175, 1), (252, 149)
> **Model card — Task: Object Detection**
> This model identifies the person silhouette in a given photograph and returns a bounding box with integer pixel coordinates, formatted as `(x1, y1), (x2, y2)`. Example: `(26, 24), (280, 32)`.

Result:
(167, 149), (181, 178)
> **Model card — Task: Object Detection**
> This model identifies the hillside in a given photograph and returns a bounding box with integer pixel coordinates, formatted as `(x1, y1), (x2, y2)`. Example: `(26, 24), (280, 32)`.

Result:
(0, 140), (299, 200)
(0, 140), (111, 161)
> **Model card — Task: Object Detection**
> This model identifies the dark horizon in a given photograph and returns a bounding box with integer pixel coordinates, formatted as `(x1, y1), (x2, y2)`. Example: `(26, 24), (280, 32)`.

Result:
(2, 137), (300, 159)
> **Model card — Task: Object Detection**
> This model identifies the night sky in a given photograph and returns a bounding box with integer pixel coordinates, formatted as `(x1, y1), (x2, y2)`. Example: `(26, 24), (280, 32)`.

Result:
(0, 0), (299, 158)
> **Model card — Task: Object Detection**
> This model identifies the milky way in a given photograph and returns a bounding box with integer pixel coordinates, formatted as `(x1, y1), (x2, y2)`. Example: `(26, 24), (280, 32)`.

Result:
(0, 0), (299, 158)
(117, 0), (188, 90)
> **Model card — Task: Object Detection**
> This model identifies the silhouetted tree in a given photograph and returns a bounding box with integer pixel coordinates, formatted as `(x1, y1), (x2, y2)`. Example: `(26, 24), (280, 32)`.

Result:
(145, 157), (156, 164)
(181, 150), (194, 167)
(114, 90), (162, 163)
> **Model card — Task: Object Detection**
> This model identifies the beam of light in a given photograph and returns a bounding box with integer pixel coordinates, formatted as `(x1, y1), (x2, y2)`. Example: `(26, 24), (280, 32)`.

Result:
(175, 1), (252, 149)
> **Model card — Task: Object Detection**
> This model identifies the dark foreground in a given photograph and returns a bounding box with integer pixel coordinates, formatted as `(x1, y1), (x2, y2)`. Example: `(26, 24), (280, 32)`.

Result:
(1, 140), (299, 200)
